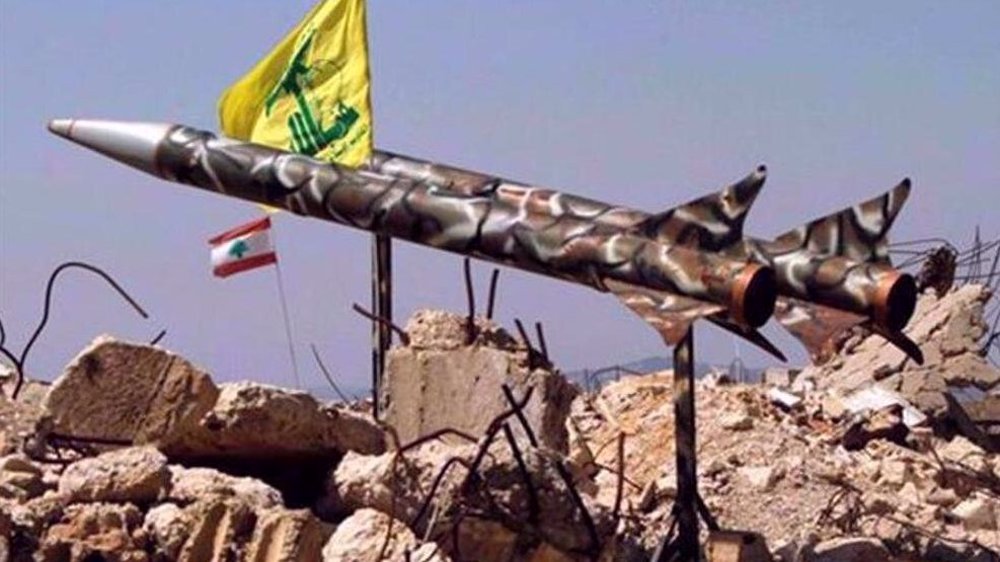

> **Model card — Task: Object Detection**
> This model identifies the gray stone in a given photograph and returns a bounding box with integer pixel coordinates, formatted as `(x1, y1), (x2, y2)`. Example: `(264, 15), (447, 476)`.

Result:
(143, 503), (190, 560)
(941, 354), (1000, 390)
(166, 465), (283, 510)
(58, 445), (169, 503)
(322, 508), (423, 561)
(737, 466), (783, 492)
(952, 496), (997, 531)
(812, 537), (891, 562)
(245, 508), (333, 562)
(0, 454), (45, 500)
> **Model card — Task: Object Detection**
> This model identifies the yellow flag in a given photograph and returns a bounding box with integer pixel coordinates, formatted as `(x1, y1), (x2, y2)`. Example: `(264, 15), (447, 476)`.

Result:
(218, 0), (373, 168)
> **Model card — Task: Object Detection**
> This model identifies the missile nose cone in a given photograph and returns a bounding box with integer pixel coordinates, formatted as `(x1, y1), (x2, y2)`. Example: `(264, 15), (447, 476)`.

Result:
(46, 119), (176, 176)
(47, 119), (74, 138)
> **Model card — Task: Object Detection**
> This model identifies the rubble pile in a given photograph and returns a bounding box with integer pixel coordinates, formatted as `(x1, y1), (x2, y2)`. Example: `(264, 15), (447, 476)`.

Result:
(0, 315), (635, 561)
(1, 285), (998, 560)
(796, 284), (1000, 448)
(569, 285), (999, 561)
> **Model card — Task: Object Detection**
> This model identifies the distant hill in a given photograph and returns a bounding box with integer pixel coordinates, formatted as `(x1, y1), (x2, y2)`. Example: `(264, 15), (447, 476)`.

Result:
(563, 355), (765, 389)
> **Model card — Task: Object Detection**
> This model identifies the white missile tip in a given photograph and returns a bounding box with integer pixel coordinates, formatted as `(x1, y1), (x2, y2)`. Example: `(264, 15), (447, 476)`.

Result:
(48, 119), (75, 138)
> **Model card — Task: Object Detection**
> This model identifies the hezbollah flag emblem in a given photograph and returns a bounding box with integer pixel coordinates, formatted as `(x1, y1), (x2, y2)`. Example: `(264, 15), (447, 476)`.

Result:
(218, 0), (373, 167)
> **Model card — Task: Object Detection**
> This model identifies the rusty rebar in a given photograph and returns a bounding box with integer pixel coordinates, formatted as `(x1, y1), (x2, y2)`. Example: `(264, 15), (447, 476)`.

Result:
(461, 386), (536, 493)
(591, 462), (642, 491)
(410, 456), (472, 529)
(612, 432), (626, 518)
(501, 384), (539, 448)
(502, 423), (540, 526)
(149, 329), (167, 346)
(47, 432), (133, 447)
(486, 268), (500, 320)
(554, 457), (601, 554)
(514, 318), (538, 370)
(400, 428), (479, 454)
(17, 261), (149, 400)
(498, 383), (600, 553)
(352, 303), (410, 346)
(413, 387), (538, 530)
(534, 321), (550, 362)
(376, 423), (404, 562)
(310, 344), (352, 403)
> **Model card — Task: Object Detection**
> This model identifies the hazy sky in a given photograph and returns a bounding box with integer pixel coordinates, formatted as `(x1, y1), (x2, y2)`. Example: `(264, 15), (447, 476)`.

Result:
(1, 2), (998, 393)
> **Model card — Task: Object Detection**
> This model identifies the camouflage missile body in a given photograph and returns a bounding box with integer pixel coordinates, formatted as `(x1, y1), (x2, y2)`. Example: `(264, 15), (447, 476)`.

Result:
(368, 151), (920, 362)
(48, 120), (776, 343)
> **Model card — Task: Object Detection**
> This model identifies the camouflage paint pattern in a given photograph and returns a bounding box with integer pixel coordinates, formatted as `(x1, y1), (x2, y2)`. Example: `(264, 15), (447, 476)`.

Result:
(368, 151), (918, 361)
(48, 120), (774, 344)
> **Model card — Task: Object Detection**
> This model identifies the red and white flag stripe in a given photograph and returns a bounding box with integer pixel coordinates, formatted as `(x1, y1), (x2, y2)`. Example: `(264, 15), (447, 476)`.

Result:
(208, 217), (278, 278)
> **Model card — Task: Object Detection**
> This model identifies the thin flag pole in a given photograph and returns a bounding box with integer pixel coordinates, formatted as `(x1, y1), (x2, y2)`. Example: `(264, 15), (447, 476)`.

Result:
(271, 229), (301, 390)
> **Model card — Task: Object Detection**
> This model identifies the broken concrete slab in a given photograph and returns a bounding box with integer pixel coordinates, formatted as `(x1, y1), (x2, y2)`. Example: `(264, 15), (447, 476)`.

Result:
(178, 381), (386, 459)
(382, 311), (577, 453)
(42, 336), (219, 449)
(840, 385), (927, 428)
(811, 537), (891, 562)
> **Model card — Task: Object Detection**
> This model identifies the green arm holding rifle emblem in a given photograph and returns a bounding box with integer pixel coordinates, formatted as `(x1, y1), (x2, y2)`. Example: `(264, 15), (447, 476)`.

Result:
(264, 30), (359, 157)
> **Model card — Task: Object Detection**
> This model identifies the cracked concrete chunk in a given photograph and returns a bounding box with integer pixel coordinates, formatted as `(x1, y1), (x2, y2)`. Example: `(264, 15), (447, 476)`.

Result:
(42, 336), (219, 448)
(382, 311), (577, 453)
(179, 381), (385, 459)
(322, 508), (423, 561)
(245, 507), (332, 562)
(166, 465), (283, 510)
(58, 445), (169, 504)
(812, 537), (891, 562)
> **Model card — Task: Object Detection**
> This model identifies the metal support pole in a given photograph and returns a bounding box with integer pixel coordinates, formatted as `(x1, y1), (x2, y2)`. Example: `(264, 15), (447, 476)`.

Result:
(371, 234), (392, 419)
(653, 326), (700, 561)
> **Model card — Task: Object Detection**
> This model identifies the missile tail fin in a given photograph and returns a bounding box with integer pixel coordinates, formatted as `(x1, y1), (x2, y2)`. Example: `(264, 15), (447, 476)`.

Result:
(774, 298), (866, 362)
(706, 315), (787, 362)
(868, 323), (925, 365)
(607, 280), (724, 345)
(629, 165), (767, 252)
(769, 178), (911, 264)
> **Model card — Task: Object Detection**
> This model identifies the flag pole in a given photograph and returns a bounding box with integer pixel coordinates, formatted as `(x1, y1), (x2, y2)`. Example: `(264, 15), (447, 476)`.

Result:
(271, 231), (302, 390)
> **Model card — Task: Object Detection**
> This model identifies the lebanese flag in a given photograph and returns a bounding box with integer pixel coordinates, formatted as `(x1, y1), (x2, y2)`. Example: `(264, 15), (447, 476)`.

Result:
(208, 217), (278, 278)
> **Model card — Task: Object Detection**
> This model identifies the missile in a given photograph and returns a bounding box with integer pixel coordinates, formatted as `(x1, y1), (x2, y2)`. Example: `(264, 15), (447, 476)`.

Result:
(47, 119), (777, 345)
(367, 151), (921, 363)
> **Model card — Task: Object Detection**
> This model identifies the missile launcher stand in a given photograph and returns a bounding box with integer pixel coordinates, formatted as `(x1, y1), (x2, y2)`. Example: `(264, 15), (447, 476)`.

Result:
(652, 327), (720, 562)
(371, 234), (393, 419)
